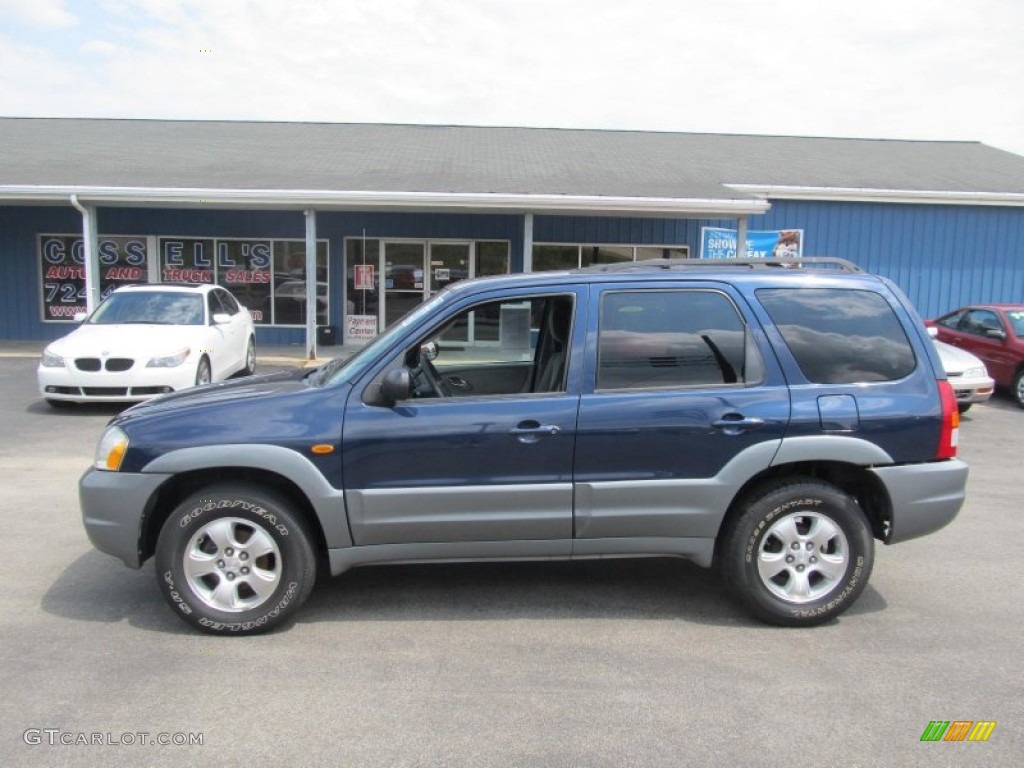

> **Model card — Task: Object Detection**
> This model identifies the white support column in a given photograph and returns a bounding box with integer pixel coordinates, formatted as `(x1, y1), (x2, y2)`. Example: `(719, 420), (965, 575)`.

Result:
(736, 216), (748, 260)
(522, 213), (534, 273)
(304, 209), (318, 360)
(70, 195), (101, 312)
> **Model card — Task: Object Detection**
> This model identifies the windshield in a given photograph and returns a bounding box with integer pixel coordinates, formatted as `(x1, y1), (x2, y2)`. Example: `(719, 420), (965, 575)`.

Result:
(90, 292), (205, 326)
(320, 292), (452, 386)
(1007, 308), (1024, 337)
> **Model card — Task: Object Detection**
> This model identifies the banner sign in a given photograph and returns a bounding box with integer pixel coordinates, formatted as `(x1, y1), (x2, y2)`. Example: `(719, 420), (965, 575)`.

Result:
(700, 228), (803, 260)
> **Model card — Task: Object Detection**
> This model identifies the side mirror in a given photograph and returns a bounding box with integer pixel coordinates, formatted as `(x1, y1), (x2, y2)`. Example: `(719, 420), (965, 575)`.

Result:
(985, 328), (1006, 340)
(926, 326), (938, 338)
(73, 312), (88, 323)
(380, 368), (412, 404)
(212, 313), (232, 325)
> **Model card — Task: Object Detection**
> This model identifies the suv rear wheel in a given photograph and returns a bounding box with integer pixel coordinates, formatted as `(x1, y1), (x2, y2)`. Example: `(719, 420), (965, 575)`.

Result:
(155, 485), (316, 635)
(721, 479), (874, 627)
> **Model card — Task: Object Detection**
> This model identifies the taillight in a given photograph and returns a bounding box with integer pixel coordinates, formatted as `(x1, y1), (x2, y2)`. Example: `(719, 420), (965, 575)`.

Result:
(936, 379), (959, 459)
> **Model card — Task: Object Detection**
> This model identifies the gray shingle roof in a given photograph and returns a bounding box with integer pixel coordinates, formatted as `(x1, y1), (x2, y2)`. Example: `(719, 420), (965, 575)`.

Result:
(2, 117), (1023, 203)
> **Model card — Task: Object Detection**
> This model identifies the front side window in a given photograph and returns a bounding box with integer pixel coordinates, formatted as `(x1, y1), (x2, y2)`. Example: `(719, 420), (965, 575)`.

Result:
(757, 288), (915, 384)
(597, 290), (759, 390)
(401, 294), (575, 398)
(960, 309), (1003, 337)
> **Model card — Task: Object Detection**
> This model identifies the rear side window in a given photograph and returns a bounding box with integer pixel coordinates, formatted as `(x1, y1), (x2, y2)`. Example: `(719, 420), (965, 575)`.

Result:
(757, 288), (915, 384)
(597, 289), (762, 390)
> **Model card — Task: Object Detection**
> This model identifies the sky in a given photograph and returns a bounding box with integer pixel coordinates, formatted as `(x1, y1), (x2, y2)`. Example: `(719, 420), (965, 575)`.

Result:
(1, 0), (1023, 156)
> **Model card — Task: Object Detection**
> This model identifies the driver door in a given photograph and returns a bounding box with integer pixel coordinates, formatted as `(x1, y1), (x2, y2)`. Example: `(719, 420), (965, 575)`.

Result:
(341, 289), (585, 548)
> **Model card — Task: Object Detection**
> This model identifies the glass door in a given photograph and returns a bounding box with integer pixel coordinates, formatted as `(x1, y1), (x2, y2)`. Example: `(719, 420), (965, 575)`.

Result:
(381, 242), (426, 329)
(427, 243), (471, 295)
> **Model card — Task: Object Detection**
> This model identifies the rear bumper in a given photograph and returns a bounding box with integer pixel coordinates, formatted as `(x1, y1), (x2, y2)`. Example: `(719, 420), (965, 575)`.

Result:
(871, 458), (969, 544)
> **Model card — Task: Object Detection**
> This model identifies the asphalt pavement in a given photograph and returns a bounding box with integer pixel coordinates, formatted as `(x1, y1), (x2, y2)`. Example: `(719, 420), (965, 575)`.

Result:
(0, 355), (1020, 767)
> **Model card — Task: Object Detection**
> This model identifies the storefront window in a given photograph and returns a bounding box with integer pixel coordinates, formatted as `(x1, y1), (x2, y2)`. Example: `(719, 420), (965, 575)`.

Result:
(157, 237), (326, 326)
(476, 241), (510, 276)
(39, 235), (149, 320)
(533, 245), (579, 271)
(533, 243), (690, 271)
(271, 241), (328, 325)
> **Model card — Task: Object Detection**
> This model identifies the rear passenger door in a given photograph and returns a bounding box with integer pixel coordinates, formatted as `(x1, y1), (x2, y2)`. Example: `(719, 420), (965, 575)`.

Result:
(573, 282), (791, 542)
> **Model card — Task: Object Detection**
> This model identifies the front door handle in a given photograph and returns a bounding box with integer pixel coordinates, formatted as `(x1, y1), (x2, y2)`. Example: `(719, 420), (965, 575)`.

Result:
(510, 421), (561, 443)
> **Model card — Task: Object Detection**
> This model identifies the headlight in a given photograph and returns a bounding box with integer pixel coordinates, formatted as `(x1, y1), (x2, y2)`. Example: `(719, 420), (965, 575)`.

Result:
(40, 348), (65, 368)
(146, 348), (190, 368)
(94, 426), (129, 471)
(964, 367), (987, 379)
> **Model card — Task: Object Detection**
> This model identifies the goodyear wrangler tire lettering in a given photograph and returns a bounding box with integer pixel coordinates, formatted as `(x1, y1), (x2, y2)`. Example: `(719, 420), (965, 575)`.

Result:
(721, 479), (875, 628)
(155, 485), (316, 636)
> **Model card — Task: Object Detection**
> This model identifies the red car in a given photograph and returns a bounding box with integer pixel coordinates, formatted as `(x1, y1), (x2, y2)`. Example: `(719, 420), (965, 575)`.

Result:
(930, 305), (1024, 407)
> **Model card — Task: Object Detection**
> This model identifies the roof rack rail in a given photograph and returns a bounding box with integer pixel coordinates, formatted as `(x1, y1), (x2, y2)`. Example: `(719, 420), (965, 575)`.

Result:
(577, 256), (862, 274)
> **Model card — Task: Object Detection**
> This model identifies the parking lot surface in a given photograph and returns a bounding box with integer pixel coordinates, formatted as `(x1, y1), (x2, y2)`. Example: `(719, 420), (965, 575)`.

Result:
(0, 355), (1020, 767)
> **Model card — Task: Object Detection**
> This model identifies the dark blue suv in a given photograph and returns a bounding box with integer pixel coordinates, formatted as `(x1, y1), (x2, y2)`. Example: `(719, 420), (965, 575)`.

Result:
(80, 258), (968, 634)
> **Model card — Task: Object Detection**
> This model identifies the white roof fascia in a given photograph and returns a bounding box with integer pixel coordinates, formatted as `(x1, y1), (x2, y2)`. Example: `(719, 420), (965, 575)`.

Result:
(0, 185), (770, 216)
(727, 183), (1024, 207)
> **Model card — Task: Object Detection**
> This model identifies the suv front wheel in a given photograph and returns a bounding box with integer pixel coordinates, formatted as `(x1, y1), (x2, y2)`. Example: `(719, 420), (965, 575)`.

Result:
(721, 479), (874, 627)
(155, 485), (317, 635)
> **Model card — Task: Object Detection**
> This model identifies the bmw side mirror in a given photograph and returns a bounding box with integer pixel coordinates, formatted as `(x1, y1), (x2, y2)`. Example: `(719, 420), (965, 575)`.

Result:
(73, 312), (88, 323)
(212, 313), (232, 325)
(380, 368), (412, 404)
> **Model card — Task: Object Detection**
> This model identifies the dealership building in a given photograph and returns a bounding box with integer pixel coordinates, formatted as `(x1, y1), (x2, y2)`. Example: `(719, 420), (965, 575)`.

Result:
(2, 117), (1023, 352)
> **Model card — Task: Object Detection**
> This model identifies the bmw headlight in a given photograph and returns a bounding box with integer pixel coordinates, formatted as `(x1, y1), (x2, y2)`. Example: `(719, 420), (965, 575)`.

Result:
(146, 348), (190, 368)
(94, 426), (129, 471)
(40, 348), (65, 368)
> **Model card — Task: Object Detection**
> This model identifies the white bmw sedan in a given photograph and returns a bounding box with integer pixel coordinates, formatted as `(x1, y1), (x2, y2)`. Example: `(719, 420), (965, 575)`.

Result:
(38, 284), (255, 407)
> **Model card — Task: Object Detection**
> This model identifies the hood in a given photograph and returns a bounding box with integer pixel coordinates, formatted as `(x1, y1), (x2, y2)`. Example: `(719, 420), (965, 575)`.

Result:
(933, 340), (986, 375)
(48, 323), (199, 358)
(113, 367), (316, 422)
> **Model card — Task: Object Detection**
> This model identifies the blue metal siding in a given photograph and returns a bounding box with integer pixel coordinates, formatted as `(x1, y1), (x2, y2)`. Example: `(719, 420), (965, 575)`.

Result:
(743, 200), (1024, 318)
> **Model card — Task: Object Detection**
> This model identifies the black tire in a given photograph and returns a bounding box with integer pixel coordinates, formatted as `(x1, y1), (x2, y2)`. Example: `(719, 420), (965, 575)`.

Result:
(195, 355), (212, 386)
(721, 479), (874, 627)
(155, 485), (317, 635)
(243, 336), (256, 376)
(957, 403), (972, 414)
(1012, 368), (1024, 408)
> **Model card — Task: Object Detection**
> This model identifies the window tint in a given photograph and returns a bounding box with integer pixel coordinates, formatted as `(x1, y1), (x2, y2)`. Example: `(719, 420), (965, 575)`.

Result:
(597, 290), (760, 390)
(757, 288), (915, 383)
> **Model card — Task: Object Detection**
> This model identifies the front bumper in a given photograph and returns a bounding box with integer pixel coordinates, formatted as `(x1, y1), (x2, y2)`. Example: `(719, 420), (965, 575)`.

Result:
(39, 362), (196, 403)
(79, 468), (172, 568)
(947, 373), (995, 405)
(871, 458), (969, 544)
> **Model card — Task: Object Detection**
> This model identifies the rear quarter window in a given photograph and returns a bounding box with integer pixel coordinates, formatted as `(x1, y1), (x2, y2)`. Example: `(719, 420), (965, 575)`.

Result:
(756, 287), (916, 384)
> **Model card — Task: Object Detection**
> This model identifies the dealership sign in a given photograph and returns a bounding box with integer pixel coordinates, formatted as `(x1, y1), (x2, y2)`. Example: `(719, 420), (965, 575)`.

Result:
(700, 228), (803, 259)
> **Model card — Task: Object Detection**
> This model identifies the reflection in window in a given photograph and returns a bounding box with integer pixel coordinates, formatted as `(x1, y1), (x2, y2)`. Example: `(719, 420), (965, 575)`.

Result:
(757, 288), (916, 383)
(597, 290), (756, 390)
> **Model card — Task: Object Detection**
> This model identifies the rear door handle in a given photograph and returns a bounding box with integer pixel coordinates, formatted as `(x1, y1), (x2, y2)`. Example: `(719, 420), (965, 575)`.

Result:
(712, 415), (766, 435)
